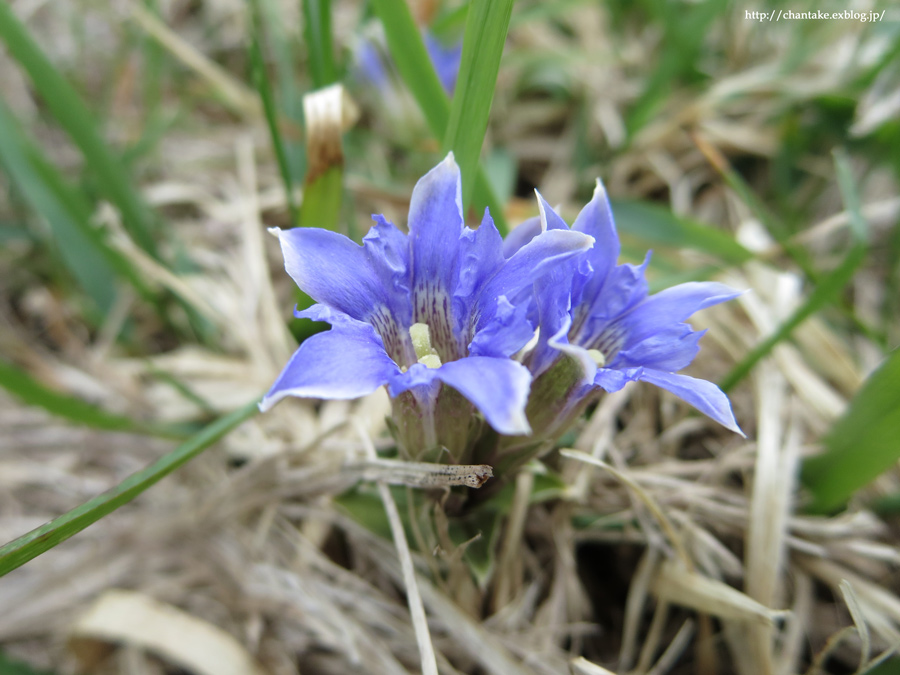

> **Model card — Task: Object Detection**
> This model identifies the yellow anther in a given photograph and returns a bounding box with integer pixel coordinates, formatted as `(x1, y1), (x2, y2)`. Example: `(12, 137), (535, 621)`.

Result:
(587, 349), (606, 367)
(409, 323), (442, 369)
(417, 354), (442, 369)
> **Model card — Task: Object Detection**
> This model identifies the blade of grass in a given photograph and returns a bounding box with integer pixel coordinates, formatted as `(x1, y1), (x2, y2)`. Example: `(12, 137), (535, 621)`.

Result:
(302, 0), (337, 88)
(610, 199), (754, 266)
(693, 132), (819, 279)
(249, 0), (300, 226)
(0, 107), (115, 314)
(720, 150), (870, 392)
(0, 1), (159, 257)
(260, 0), (306, 183)
(369, 0), (508, 232)
(442, 0), (513, 209)
(299, 166), (343, 230)
(0, 400), (258, 577)
(0, 101), (155, 312)
(802, 349), (900, 513)
(0, 359), (191, 440)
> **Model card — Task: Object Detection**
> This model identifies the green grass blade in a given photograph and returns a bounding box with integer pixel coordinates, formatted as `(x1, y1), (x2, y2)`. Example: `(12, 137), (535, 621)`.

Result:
(611, 200), (754, 266)
(299, 165), (343, 231)
(0, 400), (259, 577)
(0, 651), (55, 675)
(0, 101), (154, 312)
(0, 359), (190, 440)
(302, 0), (337, 88)
(802, 349), (900, 513)
(0, 105), (116, 313)
(720, 150), (870, 392)
(369, 0), (508, 232)
(719, 245), (865, 392)
(0, 2), (159, 257)
(442, 0), (513, 209)
(260, 0), (306, 183)
(249, 0), (300, 226)
(370, 0), (449, 133)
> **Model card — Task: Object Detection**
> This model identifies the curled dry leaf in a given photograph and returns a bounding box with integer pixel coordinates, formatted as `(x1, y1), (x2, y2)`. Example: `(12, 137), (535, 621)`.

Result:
(68, 590), (268, 675)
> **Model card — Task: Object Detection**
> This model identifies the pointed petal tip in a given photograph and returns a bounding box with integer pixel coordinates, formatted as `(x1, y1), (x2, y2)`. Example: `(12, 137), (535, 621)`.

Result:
(258, 392), (281, 413)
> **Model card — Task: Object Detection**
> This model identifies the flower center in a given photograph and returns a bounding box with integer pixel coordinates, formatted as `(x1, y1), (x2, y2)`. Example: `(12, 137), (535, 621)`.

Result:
(409, 323), (443, 369)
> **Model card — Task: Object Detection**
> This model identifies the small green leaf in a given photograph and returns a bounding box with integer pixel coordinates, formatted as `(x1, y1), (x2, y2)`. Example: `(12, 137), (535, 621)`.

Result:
(802, 349), (900, 514)
(0, 400), (259, 577)
(442, 0), (514, 209)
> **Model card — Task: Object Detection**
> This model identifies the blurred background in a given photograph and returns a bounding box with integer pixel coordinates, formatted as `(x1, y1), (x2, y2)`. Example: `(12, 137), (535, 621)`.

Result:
(1, 0), (899, 674)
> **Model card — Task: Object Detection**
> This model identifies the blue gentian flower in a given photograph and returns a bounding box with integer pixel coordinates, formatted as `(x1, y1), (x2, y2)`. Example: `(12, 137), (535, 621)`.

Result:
(354, 39), (390, 90)
(353, 31), (462, 97)
(260, 155), (593, 456)
(423, 33), (462, 95)
(504, 183), (743, 439)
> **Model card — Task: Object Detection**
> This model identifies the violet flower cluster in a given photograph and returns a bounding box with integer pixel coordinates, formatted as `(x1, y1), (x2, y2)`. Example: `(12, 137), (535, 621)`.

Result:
(354, 31), (462, 96)
(261, 155), (742, 469)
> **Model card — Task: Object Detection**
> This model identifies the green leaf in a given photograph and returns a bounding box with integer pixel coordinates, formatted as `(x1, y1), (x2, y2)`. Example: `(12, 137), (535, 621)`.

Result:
(802, 349), (900, 514)
(0, 400), (259, 578)
(369, 0), (508, 233)
(0, 2), (159, 257)
(0, 651), (56, 675)
(0, 359), (191, 440)
(299, 165), (343, 232)
(249, 0), (300, 226)
(720, 150), (870, 392)
(0, 101), (153, 313)
(302, 0), (337, 88)
(442, 0), (514, 209)
(0, 103), (115, 313)
(610, 200), (754, 266)
(259, 0), (306, 183)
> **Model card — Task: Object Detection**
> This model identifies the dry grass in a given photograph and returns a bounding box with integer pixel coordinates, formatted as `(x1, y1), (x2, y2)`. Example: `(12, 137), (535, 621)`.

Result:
(1, 1), (899, 674)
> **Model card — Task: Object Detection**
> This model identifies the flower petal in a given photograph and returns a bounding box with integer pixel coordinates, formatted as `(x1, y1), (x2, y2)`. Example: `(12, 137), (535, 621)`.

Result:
(434, 357), (533, 434)
(613, 324), (705, 372)
(639, 369), (744, 435)
(501, 215), (541, 258)
(367, 215), (413, 324)
(619, 281), (741, 347)
(480, 228), (594, 307)
(573, 254), (650, 345)
(408, 153), (464, 297)
(572, 180), (620, 291)
(276, 227), (394, 322)
(453, 209), (505, 316)
(259, 320), (399, 411)
(468, 294), (533, 358)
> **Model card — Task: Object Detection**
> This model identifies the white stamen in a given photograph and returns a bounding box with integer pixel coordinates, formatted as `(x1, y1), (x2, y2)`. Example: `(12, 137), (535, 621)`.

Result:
(587, 349), (606, 367)
(409, 323), (442, 369)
